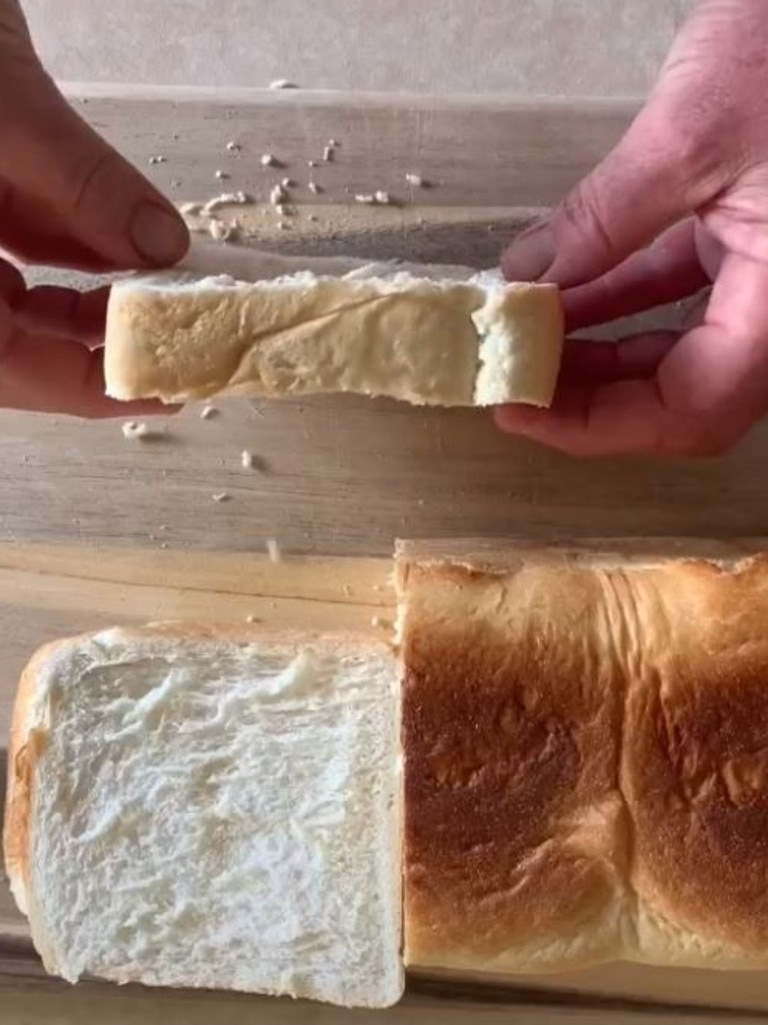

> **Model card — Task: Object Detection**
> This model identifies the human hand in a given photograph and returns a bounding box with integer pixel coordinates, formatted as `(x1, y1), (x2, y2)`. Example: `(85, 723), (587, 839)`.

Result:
(0, 0), (188, 416)
(498, 0), (768, 457)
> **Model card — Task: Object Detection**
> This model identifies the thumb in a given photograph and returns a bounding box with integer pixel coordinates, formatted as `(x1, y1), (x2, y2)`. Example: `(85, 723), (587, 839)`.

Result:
(502, 101), (725, 288)
(0, 62), (188, 269)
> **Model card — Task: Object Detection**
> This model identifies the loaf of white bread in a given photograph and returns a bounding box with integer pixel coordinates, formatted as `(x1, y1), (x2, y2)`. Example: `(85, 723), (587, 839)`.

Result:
(7, 540), (768, 1010)
(103, 248), (563, 408)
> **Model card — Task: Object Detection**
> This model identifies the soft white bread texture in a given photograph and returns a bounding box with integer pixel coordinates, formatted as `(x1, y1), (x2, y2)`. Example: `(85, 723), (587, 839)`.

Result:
(103, 268), (563, 408)
(4, 624), (403, 1009)
(396, 539), (768, 977)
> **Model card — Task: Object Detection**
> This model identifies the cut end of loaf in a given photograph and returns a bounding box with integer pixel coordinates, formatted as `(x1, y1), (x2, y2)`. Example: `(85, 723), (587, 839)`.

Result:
(5, 624), (404, 1009)
(104, 268), (563, 409)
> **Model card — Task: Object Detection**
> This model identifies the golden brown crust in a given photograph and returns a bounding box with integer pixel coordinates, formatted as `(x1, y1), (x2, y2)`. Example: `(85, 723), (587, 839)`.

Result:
(397, 544), (768, 973)
(400, 559), (627, 972)
(623, 557), (768, 963)
(4, 638), (67, 919)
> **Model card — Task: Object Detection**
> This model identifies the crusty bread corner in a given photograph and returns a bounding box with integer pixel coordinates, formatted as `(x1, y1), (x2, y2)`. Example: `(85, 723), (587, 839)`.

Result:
(395, 539), (768, 976)
(103, 270), (562, 409)
(4, 634), (92, 974)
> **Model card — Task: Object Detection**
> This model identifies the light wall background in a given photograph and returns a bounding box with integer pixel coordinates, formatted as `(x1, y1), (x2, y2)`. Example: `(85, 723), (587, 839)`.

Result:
(24, 0), (692, 96)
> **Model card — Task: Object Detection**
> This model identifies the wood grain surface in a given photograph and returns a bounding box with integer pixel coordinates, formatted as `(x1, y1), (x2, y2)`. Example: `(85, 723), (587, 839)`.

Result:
(3, 86), (767, 1020)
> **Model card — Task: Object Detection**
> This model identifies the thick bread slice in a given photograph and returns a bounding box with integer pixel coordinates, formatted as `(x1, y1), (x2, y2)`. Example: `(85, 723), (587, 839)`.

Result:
(4, 623), (403, 1009)
(395, 539), (768, 976)
(103, 268), (563, 408)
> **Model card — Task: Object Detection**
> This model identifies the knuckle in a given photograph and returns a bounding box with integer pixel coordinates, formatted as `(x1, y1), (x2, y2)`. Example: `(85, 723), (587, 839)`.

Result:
(557, 179), (617, 255)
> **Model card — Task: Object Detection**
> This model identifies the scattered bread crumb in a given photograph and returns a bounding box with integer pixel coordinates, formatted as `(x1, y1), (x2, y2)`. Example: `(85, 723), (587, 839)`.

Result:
(343, 584), (353, 597)
(212, 492), (231, 503)
(208, 219), (232, 241)
(280, 177), (294, 188)
(328, 139), (339, 147)
(148, 155), (167, 165)
(121, 421), (149, 440)
(308, 159), (319, 168)
(374, 190), (391, 205)
(323, 145), (334, 162)
(202, 191), (249, 215)
(200, 405), (218, 420)
(405, 173), (425, 187)
(170, 179), (181, 189)
(179, 201), (202, 215)
(266, 538), (281, 563)
(246, 614), (260, 624)
(214, 169), (229, 180)
(226, 140), (241, 153)
(261, 153), (279, 167)
(308, 181), (322, 195)
(241, 450), (255, 469)
(270, 183), (288, 205)
(269, 79), (298, 89)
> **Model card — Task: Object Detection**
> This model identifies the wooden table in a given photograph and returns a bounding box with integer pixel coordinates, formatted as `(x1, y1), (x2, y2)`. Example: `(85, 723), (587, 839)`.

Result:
(2, 85), (767, 1023)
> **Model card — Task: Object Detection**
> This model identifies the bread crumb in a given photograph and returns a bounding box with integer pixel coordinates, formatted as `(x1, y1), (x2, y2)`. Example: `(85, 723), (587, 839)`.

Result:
(371, 615), (390, 629)
(179, 201), (202, 215)
(266, 538), (281, 563)
(270, 183), (288, 206)
(241, 450), (255, 469)
(246, 614), (260, 624)
(214, 169), (229, 180)
(212, 492), (231, 502)
(343, 584), (353, 597)
(323, 145), (334, 162)
(405, 172), (425, 187)
(226, 140), (241, 153)
(280, 177), (295, 188)
(269, 78), (298, 89)
(307, 159), (319, 168)
(374, 190), (391, 205)
(261, 153), (279, 167)
(328, 138), (339, 147)
(121, 421), (149, 439)
(202, 191), (249, 215)
(308, 213), (319, 222)
(208, 218), (231, 241)
(148, 155), (167, 165)
(171, 179), (181, 188)
(200, 404), (218, 420)
(354, 193), (375, 204)
(308, 181), (322, 195)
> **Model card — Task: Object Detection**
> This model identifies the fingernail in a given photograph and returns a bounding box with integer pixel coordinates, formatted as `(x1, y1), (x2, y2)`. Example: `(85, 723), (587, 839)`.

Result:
(129, 203), (189, 266)
(502, 222), (555, 282)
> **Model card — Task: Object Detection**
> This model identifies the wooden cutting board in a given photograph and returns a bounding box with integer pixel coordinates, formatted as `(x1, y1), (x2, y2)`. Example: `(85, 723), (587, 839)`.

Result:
(4, 84), (768, 1022)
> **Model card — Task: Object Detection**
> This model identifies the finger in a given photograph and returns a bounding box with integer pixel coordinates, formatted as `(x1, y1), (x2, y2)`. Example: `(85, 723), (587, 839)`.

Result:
(0, 182), (120, 270)
(501, 98), (729, 288)
(0, 68), (188, 269)
(496, 255), (768, 457)
(562, 220), (711, 331)
(495, 379), (671, 457)
(13, 286), (110, 346)
(560, 332), (678, 384)
(0, 327), (169, 418)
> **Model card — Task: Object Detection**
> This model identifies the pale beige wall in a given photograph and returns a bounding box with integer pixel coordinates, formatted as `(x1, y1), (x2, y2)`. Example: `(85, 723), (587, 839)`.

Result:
(24, 0), (692, 96)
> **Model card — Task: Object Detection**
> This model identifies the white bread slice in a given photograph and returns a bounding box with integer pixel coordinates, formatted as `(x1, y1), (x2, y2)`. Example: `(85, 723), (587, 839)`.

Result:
(4, 623), (403, 1009)
(103, 263), (563, 408)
